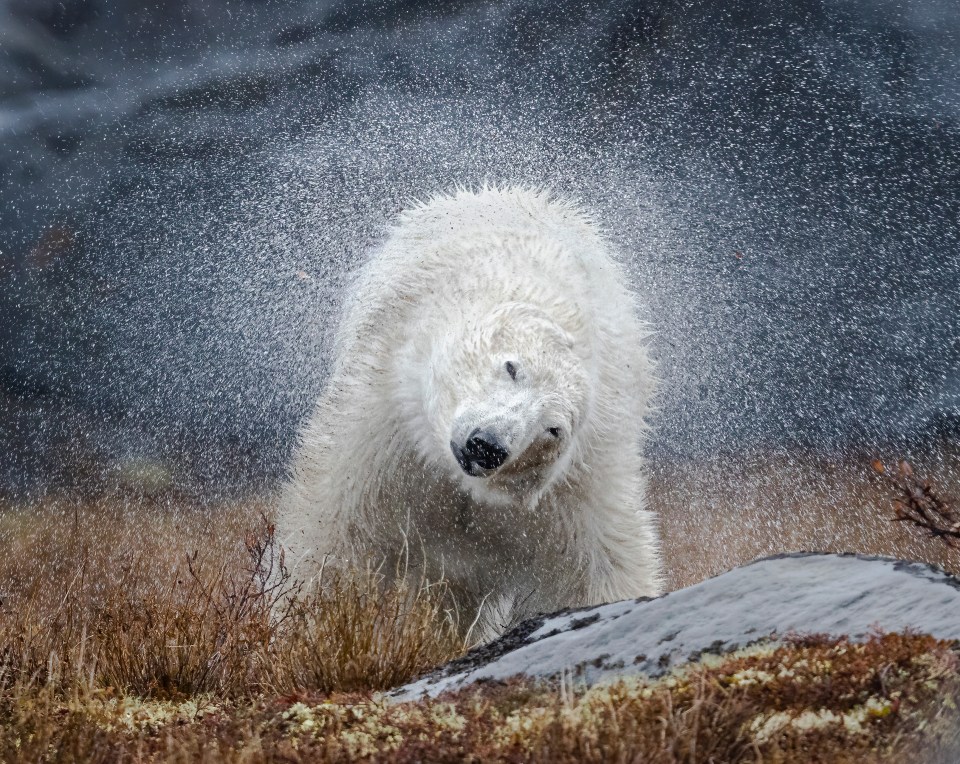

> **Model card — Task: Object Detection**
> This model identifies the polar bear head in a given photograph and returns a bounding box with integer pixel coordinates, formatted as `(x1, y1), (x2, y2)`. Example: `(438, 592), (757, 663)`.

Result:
(422, 302), (591, 504)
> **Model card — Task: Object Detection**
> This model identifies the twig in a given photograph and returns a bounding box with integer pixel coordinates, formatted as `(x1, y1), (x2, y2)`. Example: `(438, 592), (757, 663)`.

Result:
(872, 460), (960, 548)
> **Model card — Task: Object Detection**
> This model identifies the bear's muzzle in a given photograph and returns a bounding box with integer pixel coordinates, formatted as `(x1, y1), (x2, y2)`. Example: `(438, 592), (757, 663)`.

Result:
(451, 428), (510, 476)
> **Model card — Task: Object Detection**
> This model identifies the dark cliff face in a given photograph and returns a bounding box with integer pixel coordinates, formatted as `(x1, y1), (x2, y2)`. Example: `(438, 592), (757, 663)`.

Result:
(0, 0), (958, 494)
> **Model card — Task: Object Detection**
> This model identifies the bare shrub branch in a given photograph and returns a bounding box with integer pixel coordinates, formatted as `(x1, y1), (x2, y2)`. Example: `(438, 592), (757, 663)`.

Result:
(872, 460), (960, 548)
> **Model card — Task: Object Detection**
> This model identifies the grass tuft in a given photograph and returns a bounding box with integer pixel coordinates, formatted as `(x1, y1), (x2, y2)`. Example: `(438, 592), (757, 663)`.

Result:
(0, 496), (462, 704)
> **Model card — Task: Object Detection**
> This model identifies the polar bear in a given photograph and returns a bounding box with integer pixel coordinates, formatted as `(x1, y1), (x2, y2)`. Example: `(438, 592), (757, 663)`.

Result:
(279, 186), (662, 641)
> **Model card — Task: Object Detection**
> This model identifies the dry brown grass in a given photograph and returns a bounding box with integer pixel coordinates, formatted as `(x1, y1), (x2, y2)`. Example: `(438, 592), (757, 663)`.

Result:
(1, 633), (956, 762)
(2, 444), (959, 761)
(0, 494), (462, 703)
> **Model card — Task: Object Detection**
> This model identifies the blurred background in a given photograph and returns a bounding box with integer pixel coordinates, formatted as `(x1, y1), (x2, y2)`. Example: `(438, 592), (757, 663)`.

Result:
(0, 1), (958, 575)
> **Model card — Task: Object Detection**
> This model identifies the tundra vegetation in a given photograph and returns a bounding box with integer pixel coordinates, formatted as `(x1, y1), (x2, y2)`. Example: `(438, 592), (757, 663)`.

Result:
(0, 453), (958, 762)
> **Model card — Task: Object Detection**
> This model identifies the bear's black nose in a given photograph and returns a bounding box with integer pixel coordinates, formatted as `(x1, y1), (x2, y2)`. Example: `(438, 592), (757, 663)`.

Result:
(457, 429), (509, 473)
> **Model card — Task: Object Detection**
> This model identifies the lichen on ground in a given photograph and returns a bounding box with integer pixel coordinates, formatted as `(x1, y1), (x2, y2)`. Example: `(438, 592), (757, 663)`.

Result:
(3, 632), (958, 762)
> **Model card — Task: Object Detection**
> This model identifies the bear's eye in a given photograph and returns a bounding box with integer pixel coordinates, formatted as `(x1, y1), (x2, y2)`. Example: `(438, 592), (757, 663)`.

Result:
(547, 426), (562, 439)
(505, 361), (518, 381)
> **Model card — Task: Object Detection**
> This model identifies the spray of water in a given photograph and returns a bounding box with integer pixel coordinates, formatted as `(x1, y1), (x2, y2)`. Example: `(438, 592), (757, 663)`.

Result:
(0, 0), (958, 581)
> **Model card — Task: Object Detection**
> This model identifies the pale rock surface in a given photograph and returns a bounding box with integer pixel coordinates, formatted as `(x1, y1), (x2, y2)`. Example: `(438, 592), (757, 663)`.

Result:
(395, 553), (960, 700)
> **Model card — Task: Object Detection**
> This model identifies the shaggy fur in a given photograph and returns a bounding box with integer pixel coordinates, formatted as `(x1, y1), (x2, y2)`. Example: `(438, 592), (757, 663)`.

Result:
(279, 186), (662, 640)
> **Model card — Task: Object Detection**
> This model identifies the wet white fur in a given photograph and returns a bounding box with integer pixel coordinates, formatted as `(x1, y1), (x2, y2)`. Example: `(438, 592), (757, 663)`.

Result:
(279, 186), (662, 641)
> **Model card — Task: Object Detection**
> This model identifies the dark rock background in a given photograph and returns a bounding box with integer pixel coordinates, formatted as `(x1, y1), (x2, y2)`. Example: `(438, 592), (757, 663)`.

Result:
(0, 0), (958, 495)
